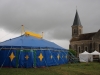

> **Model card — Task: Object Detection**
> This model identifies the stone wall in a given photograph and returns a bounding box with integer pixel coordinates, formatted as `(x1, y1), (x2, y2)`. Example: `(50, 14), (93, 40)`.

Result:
(69, 40), (100, 57)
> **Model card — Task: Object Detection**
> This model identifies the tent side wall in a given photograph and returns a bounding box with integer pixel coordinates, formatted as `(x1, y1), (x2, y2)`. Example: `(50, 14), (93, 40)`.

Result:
(90, 54), (100, 62)
(0, 48), (68, 68)
(79, 54), (91, 62)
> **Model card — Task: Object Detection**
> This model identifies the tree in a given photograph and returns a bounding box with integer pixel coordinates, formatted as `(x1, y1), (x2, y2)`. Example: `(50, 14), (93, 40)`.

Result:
(69, 49), (76, 56)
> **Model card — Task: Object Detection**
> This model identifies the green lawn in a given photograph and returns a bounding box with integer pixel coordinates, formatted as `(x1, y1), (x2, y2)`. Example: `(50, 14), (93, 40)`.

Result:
(0, 62), (100, 75)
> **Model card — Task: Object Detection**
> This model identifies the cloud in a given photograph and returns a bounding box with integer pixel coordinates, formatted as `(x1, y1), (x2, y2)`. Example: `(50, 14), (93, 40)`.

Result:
(0, 0), (100, 48)
(0, 28), (19, 42)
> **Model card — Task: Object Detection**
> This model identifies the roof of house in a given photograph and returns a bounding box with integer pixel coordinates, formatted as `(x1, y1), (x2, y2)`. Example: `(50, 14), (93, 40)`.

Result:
(70, 32), (96, 42)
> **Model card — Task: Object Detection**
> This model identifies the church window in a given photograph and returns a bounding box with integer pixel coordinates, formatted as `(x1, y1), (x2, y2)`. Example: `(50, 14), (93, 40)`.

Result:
(99, 44), (100, 52)
(89, 43), (92, 52)
(73, 29), (76, 33)
(85, 47), (88, 51)
(78, 47), (81, 53)
(94, 42), (95, 50)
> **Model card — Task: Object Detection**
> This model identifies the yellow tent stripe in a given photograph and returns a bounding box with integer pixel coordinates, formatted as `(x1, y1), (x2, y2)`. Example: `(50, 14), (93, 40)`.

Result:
(25, 31), (42, 39)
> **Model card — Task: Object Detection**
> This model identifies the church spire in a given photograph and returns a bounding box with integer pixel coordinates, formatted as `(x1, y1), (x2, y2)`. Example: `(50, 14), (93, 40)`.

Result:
(71, 10), (83, 38)
(73, 10), (82, 26)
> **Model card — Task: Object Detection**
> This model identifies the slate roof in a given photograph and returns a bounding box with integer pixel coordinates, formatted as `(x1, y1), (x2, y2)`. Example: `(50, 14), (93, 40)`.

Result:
(70, 32), (96, 42)
(73, 10), (82, 26)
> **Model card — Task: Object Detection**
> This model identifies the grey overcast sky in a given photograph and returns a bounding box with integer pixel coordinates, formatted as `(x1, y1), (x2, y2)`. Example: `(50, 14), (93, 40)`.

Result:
(0, 0), (100, 49)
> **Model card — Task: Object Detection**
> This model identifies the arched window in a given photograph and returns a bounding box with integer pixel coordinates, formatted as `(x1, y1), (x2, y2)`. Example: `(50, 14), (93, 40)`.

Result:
(89, 43), (92, 52)
(73, 29), (76, 33)
(94, 42), (95, 50)
(85, 47), (88, 51)
(99, 44), (100, 52)
(79, 47), (81, 53)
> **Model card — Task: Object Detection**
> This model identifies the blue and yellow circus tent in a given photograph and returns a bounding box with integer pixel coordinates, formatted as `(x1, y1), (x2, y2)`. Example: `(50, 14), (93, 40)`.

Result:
(0, 31), (68, 68)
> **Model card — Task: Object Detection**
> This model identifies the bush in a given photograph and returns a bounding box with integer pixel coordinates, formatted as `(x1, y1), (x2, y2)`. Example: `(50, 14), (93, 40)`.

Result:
(69, 49), (76, 56)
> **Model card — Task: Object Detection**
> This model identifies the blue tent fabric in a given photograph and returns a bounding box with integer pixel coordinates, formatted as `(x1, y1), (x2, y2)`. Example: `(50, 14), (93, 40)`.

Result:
(0, 35), (64, 49)
(0, 35), (68, 68)
(18, 50), (33, 68)
(0, 50), (17, 67)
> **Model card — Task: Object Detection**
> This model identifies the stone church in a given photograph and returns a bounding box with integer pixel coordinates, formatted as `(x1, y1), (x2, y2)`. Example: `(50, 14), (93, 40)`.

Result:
(69, 10), (100, 57)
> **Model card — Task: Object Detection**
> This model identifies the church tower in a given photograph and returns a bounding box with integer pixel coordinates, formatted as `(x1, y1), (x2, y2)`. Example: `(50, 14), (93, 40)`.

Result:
(72, 10), (83, 38)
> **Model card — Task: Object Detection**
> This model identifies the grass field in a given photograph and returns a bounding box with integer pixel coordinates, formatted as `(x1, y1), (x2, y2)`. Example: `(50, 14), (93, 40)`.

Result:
(0, 62), (100, 75)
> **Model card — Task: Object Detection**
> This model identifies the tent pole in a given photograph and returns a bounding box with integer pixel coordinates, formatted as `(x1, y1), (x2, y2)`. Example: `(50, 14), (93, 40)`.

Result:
(48, 49), (59, 65)
(40, 48), (49, 70)
(0, 46), (12, 69)
(33, 50), (36, 68)
(16, 50), (19, 68)
(62, 50), (68, 63)
(58, 51), (65, 64)
(42, 32), (43, 38)
(21, 25), (25, 35)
